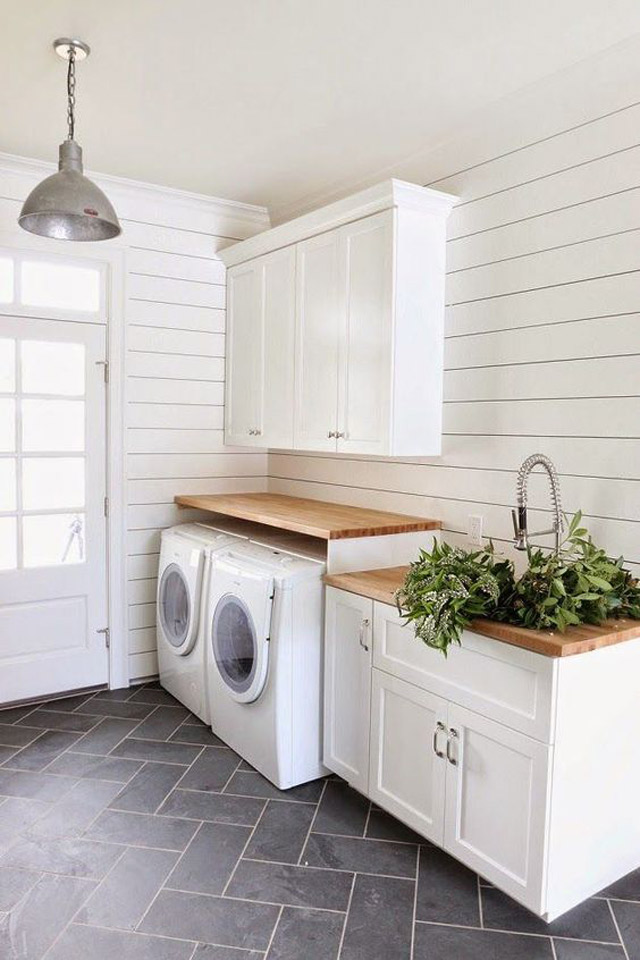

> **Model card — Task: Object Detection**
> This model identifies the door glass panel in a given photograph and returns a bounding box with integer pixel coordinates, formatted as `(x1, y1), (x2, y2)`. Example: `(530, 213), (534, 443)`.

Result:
(159, 565), (191, 648)
(0, 517), (17, 570)
(23, 513), (85, 567)
(21, 341), (85, 396)
(0, 339), (15, 393)
(20, 260), (101, 313)
(0, 399), (15, 451)
(0, 460), (16, 511)
(23, 458), (85, 511)
(0, 258), (13, 303)
(212, 595), (258, 694)
(22, 399), (85, 452)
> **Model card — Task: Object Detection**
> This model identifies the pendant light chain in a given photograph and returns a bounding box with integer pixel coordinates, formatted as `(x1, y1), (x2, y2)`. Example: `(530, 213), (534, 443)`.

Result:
(66, 46), (76, 141)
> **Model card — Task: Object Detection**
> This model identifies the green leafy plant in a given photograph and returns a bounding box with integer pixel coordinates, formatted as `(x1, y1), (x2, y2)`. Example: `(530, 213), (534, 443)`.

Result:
(396, 512), (640, 654)
(395, 539), (514, 654)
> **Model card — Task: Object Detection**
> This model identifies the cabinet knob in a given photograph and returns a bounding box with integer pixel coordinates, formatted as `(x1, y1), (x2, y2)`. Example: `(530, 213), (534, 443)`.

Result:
(432, 721), (446, 759)
(255, 429), (262, 436)
(446, 728), (459, 766)
(336, 431), (345, 439)
(327, 430), (336, 438)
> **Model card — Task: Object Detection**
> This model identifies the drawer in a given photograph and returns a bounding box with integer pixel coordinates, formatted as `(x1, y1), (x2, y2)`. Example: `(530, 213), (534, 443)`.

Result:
(373, 602), (557, 742)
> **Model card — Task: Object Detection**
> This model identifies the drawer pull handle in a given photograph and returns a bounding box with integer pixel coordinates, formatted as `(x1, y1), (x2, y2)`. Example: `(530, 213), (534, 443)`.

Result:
(446, 728), (459, 766)
(359, 617), (370, 652)
(432, 721), (446, 759)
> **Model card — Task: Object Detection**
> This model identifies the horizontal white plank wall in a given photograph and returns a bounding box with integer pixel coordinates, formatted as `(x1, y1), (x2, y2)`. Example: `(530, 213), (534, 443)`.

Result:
(268, 78), (640, 579)
(124, 212), (269, 679)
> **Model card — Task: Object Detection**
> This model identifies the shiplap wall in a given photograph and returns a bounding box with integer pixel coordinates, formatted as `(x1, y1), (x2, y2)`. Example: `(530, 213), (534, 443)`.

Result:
(268, 88), (640, 574)
(0, 156), (270, 683)
(120, 202), (269, 680)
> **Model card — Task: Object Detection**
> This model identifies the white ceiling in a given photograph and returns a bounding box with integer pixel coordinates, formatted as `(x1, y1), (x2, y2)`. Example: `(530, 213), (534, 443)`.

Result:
(2, 0), (640, 219)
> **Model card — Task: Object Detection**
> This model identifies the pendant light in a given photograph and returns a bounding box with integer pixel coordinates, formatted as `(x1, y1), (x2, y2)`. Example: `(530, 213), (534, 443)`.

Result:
(19, 38), (121, 241)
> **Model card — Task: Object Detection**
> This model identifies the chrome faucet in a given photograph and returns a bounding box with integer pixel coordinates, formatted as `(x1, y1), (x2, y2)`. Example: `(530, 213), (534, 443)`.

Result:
(512, 454), (564, 553)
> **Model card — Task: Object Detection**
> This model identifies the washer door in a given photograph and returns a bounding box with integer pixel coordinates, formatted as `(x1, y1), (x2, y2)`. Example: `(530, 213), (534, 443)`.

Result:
(211, 593), (270, 703)
(158, 563), (194, 655)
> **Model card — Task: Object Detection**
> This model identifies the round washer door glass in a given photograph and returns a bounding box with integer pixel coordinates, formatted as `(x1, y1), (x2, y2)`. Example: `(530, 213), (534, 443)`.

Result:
(159, 564), (191, 650)
(212, 594), (265, 700)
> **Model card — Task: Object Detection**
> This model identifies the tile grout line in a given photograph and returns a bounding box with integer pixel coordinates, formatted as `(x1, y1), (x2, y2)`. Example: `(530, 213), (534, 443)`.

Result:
(336, 872), (357, 960)
(409, 842), (421, 960)
(220, 793), (270, 898)
(607, 897), (631, 959)
(263, 904), (284, 960)
(134, 819), (207, 934)
(414, 918), (624, 945)
(477, 875), (484, 929)
(362, 799), (373, 839)
(296, 778), (327, 866)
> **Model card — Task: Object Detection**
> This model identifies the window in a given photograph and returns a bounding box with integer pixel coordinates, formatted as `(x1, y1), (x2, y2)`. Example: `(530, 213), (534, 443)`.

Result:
(0, 250), (103, 316)
(0, 336), (87, 570)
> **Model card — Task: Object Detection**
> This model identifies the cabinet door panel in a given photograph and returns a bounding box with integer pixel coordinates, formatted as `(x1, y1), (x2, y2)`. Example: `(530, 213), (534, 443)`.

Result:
(294, 233), (340, 451)
(370, 669), (447, 844)
(337, 211), (393, 455)
(261, 247), (296, 448)
(323, 587), (372, 793)
(444, 703), (551, 913)
(225, 262), (262, 446)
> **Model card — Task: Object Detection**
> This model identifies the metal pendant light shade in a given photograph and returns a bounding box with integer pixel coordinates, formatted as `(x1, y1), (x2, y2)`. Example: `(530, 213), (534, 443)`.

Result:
(18, 38), (121, 242)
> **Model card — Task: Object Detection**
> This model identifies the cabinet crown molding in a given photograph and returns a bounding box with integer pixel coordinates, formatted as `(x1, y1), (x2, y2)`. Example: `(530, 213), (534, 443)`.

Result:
(220, 178), (457, 268)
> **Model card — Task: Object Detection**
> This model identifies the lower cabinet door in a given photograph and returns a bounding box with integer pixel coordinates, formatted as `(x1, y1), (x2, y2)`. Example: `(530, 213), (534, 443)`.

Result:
(369, 669), (448, 845)
(443, 703), (552, 913)
(323, 587), (373, 793)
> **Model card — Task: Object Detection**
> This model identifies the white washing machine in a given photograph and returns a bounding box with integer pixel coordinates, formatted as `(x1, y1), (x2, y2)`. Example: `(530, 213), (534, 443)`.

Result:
(205, 540), (328, 789)
(156, 523), (245, 722)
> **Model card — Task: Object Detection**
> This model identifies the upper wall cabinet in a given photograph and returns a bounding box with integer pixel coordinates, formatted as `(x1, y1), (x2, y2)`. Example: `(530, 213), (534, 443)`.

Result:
(225, 246), (296, 448)
(221, 180), (456, 456)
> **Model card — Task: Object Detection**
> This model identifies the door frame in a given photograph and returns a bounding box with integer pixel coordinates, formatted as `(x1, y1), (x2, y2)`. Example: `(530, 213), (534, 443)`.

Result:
(0, 229), (128, 690)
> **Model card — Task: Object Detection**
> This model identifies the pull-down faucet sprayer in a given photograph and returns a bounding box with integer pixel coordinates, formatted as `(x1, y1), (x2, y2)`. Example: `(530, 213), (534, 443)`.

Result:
(512, 454), (564, 554)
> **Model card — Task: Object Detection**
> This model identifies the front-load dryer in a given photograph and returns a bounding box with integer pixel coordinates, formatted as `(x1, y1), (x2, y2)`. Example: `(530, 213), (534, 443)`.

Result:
(205, 541), (328, 789)
(156, 523), (244, 722)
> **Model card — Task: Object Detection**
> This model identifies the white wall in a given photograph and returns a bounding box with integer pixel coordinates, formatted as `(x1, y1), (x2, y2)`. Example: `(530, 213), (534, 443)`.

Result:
(267, 42), (640, 577)
(0, 156), (271, 683)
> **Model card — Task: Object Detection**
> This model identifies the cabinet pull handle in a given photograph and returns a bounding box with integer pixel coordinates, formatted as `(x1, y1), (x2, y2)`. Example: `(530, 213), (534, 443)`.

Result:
(358, 617), (370, 652)
(432, 721), (446, 759)
(446, 728), (459, 766)
(255, 429), (262, 436)
(327, 430), (336, 438)
(336, 431), (345, 439)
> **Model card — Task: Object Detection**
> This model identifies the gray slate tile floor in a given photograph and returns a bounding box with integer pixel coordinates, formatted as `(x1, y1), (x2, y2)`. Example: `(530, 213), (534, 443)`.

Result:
(0, 684), (637, 959)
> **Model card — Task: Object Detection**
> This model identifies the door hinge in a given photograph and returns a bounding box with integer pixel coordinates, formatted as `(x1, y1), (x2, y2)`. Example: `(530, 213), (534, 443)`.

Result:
(103, 496), (109, 518)
(96, 360), (109, 383)
(97, 627), (110, 649)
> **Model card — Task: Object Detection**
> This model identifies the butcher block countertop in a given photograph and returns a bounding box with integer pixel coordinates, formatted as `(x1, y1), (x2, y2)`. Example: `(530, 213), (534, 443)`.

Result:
(323, 566), (640, 658)
(174, 493), (441, 540)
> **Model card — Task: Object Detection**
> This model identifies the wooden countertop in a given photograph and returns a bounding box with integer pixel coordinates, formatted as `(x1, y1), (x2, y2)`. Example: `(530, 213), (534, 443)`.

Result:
(175, 493), (441, 541)
(323, 566), (640, 658)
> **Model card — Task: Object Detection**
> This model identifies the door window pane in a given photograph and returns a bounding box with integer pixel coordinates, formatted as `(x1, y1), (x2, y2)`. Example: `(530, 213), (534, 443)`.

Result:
(0, 517), (17, 570)
(22, 458), (85, 511)
(0, 399), (15, 451)
(0, 460), (16, 511)
(23, 513), (85, 567)
(21, 341), (85, 396)
(212, 595), (258, 694)
(0, 258), (13, 303)
(159, 566), (191, 648)
(20, 260), (100, 313)
(22, 399), (84, 452)
(0, 340), (15, 393)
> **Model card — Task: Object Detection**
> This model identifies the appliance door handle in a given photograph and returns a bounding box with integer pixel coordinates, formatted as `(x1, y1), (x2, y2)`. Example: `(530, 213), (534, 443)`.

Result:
(358, 617), (370, 652)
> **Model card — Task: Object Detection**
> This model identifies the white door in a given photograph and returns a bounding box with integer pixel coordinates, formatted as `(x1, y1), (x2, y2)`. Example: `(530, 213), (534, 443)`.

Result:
(337, 211), (393, 455)
(444, 703), (552, 912)
(294, 232), (340, 451)
(225, 261), (263, 447)
(0, 316), (108, 703)
(261, 247), (296, 448)
(369, 669), (447, 844)
(323, 587), (372, 793)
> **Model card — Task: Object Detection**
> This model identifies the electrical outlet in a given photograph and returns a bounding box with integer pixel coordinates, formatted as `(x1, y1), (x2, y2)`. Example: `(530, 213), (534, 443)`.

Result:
(468, 514), (484, 546)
